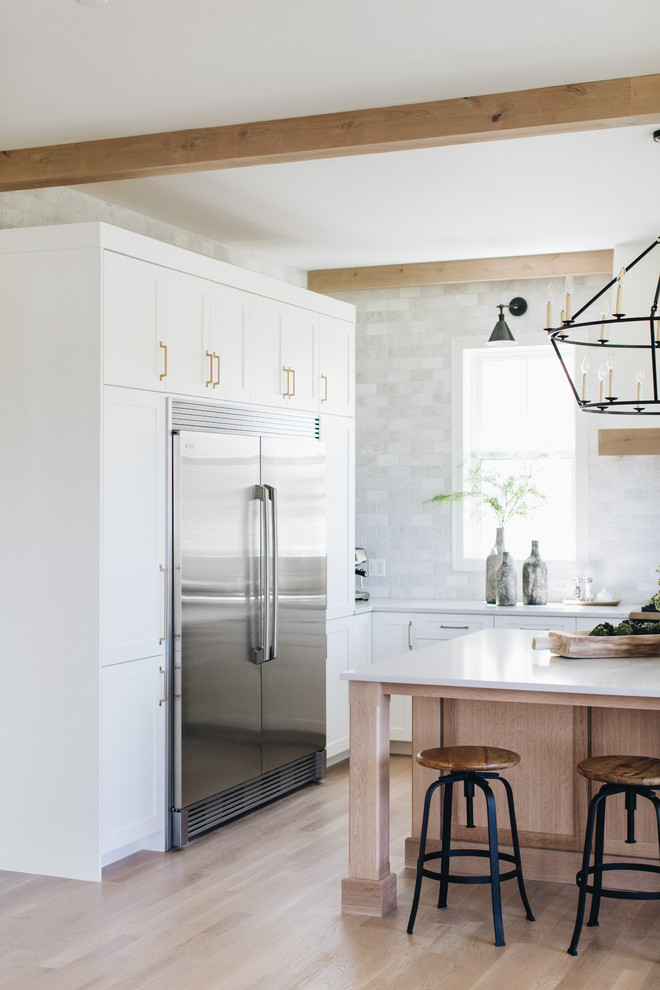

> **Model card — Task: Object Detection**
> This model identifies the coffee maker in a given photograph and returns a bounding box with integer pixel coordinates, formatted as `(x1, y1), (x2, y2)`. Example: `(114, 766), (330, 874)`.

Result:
(355, 547), (369, 601)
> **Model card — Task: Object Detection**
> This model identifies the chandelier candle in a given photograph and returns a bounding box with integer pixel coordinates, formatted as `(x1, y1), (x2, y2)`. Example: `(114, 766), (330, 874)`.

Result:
(615, 267), (625, 314)
(546, 284), (553, 327)
(581, 357), (589, 401)
(564, 274), (574, 321)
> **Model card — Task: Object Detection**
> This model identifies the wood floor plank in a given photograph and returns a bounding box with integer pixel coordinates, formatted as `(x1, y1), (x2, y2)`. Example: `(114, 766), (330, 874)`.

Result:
(0, 756), (658, 990)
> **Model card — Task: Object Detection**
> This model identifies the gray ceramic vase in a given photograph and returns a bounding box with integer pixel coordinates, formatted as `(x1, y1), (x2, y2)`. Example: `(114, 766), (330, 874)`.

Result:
(485, 527), (505, 604)
(522, 540), (548, 605)
(496, 551), (517, 606)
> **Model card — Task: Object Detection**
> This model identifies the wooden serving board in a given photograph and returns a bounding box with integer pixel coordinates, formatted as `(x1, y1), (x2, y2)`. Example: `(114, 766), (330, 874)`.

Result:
(532, 630), (660, 659)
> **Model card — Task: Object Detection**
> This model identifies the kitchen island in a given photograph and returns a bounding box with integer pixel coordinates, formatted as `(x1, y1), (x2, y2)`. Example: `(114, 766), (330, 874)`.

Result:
(340, 627), (660, 915)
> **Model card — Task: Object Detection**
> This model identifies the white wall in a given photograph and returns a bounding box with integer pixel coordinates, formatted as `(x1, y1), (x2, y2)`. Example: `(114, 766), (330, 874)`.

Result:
(330, 274), (660, 605)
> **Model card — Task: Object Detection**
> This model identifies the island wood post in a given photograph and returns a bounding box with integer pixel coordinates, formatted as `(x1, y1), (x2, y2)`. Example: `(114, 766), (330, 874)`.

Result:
(341, 680), (397, 915)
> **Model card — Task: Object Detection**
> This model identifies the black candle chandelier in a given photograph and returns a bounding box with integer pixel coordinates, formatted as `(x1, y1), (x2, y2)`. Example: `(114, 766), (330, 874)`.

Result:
(545, 235), (660, 414)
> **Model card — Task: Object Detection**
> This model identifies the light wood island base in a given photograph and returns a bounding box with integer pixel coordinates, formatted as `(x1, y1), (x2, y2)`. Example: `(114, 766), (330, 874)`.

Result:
(341, 629), (660, 916)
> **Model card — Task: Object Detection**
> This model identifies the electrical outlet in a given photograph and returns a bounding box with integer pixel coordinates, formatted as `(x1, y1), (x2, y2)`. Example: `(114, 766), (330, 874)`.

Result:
(371, 558), (386, 577)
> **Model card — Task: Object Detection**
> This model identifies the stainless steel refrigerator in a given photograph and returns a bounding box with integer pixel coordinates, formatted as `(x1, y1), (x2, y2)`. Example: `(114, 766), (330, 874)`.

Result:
(171, 424), (326, 847)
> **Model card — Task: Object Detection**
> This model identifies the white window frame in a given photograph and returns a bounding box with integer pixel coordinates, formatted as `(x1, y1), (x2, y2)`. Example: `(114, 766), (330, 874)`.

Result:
(450, 332), (589, 580)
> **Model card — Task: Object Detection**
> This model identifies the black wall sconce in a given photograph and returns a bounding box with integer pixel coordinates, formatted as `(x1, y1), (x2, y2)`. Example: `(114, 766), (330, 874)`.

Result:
(487, 297), (528, 345)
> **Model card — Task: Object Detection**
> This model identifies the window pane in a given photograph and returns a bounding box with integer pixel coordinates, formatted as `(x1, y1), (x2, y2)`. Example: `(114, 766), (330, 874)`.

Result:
(462, 343), (576, 562)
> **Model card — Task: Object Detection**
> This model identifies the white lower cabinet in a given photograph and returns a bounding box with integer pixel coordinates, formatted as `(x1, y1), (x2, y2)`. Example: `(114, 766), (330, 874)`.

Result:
(101, 657), (167, 860)
(326, 612), (372, 762)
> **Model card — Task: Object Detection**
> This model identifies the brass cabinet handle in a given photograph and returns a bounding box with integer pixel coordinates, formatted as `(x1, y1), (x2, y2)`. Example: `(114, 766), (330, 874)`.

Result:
(213, 352), (220, 388)
(159, 341), (168, 381)
(321, 374), (328, 403)
(159, 564), (168, 644)
(407, 620), (413, 651)
(205, 349), (213, 387)
(440, 624), (469, 630)
(289, 366), (296, 397)
(159, 666), (167, 707)
(282, 365), (291, 398)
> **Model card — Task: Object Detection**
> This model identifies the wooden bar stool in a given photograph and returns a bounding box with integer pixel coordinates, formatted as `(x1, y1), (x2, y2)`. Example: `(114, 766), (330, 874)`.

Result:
(568, 754), (660, 956)
(407, 745), (535, 946)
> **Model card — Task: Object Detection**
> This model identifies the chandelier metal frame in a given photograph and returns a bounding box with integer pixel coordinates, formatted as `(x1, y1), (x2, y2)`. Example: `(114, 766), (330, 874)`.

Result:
(546, 236), (660, 414)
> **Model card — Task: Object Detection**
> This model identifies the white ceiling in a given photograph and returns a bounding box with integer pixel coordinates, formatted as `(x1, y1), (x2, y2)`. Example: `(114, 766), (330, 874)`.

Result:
(3, 0), (660, 272)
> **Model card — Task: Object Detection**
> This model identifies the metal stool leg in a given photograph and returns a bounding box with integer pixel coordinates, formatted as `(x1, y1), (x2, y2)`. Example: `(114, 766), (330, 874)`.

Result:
(475, 777), (505, 947)
(587, 789), (608, 928)
(437, 779), (454, 909)
(568, 787), (607, 956)
(407, 777), (443, 935)
(498, 774), (535, 922)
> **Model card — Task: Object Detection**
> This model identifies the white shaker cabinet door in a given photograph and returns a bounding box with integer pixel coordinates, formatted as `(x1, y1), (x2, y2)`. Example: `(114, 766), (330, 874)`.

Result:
(320, 314), (355, 417)
(251, 295), (287, 406)
(283, 305), (320, 412)
(103, 252), (167, 390)
(209, 282), (251, 402)
(102, 387), (167, 665)
(101, 656), (167, 857)
(163, 269), (211, 397)
(372, 613), (417, 742)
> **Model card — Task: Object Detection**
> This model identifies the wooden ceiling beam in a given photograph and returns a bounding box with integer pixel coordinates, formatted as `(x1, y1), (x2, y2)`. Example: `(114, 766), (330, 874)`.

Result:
(307, 249), (613, 293)
(1, 74), (659, 192)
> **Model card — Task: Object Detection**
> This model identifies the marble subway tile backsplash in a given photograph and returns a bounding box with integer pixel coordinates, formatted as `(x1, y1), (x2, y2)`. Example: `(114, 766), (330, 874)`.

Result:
(332, 275), (660, 606)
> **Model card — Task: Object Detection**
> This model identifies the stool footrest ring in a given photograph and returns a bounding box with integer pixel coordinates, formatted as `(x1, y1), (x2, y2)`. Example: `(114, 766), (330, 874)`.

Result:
(576, 862), (660, 902)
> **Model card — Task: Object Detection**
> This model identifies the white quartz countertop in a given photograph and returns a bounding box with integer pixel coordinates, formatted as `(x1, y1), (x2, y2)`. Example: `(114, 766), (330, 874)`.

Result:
(353, 598), (633, 619)
(341, 628), (660, 699)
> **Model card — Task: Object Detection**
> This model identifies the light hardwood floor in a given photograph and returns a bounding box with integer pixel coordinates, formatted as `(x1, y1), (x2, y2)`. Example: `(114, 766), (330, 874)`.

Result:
(1, 756), (659, 990)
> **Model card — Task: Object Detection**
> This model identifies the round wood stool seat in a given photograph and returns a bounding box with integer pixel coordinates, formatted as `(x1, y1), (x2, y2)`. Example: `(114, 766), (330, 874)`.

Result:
(576, 755), (660, 788)
(416, 745), (521, 774)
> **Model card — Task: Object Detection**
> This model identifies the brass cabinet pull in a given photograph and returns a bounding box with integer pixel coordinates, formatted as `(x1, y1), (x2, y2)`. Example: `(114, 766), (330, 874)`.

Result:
(205, 349), (213, 387)
(407, 620), (413, 651)
(440, 624), (469, 630)
(213, 352), (220, 388)
(159, 666), (167, 707)
(159, 341), (168, 380)
(282, 365), (291, 397)
(289, 366), (295, 397)
(159, 564), (168, 644)
(321, 374), (328, 403)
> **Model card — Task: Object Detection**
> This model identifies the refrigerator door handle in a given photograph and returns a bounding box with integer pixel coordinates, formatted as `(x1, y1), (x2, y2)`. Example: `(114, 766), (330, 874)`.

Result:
(251, 484), (270, 664)
(264, 484), (278, 659)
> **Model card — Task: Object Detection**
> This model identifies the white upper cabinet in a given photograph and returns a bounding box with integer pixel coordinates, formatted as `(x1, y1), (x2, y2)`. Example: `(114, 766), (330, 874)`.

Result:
(104, 252), (166, 390)
(320, 315), (355, 417)
(284, 305), (320, 412)
(209, 282), (251, 402)
(251, 296), (320, 411)
(163, 270), (210, 397)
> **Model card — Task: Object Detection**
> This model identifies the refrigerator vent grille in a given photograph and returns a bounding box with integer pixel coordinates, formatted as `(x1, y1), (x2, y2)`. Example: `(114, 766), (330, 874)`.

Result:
(170, 399), (319, 439)
(184, 751), (324, 842)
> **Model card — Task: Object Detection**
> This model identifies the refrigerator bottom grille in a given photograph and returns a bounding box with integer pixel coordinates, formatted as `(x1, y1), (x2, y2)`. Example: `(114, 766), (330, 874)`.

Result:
(172, 750), (326, 847)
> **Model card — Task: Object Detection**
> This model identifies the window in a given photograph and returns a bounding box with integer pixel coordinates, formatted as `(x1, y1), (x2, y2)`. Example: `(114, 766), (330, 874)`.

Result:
(451, 333), (587, 571)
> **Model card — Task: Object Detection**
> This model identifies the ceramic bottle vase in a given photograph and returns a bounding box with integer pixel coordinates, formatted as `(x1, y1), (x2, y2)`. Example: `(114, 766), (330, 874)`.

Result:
(496, 551), (517, 606)
(522, 540), (548, 605)
(485, 527), (505, 604)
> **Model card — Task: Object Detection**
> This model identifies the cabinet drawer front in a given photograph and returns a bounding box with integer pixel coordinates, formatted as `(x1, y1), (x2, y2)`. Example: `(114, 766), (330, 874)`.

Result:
(416, 613), (494, 640)
(493, 615), (577, 631)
